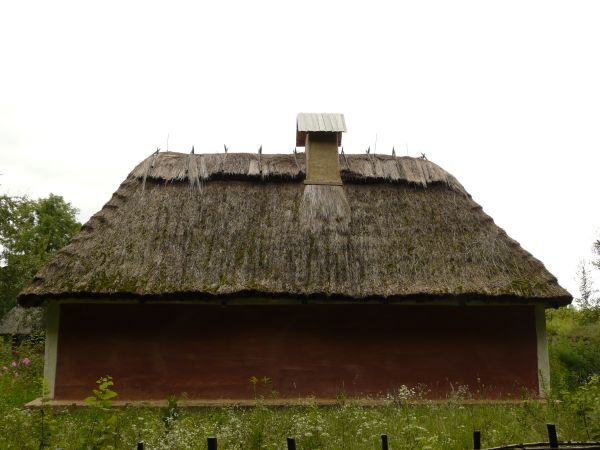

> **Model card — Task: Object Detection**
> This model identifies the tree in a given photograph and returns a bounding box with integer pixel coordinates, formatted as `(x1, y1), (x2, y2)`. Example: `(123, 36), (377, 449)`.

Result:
(576, 260), (597, 310)
(0, 194), (80, 316)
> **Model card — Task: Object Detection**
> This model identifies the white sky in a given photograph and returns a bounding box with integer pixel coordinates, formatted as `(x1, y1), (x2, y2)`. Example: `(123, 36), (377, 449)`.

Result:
(1, 0), (599, 299)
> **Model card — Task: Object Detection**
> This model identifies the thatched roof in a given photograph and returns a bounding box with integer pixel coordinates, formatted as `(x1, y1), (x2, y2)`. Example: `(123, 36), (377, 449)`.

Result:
(19, 152), (571, 306)
(0, 306), (42, 335)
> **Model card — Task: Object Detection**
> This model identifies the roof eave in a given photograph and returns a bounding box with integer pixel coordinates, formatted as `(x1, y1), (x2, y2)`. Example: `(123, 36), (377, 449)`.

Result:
(18, 290), (573, 308)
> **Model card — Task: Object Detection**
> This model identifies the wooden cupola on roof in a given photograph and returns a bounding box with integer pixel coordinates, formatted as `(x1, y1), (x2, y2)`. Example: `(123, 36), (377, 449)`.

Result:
(296, 113), (347, 186)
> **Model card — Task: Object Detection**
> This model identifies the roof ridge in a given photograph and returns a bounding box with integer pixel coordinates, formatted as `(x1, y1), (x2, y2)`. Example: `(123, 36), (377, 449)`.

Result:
(128, 152), (467, 193)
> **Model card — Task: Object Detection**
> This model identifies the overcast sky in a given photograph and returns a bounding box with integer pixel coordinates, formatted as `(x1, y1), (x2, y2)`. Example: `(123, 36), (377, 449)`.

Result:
(1, 0), (599, 299)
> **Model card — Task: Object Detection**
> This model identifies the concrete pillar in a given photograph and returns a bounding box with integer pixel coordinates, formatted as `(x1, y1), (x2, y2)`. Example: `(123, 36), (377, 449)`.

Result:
(43, 302), (60, 399)
(535, 304), (550, 396)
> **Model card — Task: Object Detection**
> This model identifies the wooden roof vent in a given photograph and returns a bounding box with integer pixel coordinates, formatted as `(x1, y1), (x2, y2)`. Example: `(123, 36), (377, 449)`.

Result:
(296, 113), (347, 186)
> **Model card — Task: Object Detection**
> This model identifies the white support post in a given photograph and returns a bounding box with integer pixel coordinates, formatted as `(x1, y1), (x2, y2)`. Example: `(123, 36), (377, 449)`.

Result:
(535, 304), (550, 397)
(43, 302), (60, 399)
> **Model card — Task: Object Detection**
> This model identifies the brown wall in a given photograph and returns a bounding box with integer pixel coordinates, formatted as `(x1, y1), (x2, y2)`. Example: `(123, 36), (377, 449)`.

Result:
(54, 303), (538, 400)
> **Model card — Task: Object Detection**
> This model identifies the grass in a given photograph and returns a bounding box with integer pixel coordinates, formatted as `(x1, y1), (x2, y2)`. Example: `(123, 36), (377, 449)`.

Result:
(1, 318), (599, 449)
(0, 396), (593, 449)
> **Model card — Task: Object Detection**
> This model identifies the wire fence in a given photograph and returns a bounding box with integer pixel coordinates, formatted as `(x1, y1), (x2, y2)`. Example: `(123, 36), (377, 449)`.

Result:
(129, 423), (600, 450)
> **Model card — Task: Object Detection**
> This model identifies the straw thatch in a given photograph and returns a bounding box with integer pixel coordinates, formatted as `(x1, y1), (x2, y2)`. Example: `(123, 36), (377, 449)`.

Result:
(19, 152), (571, 306)
(0, 306), (42, 335)
(130, 152), (468, 190)
(300, 185), (351, 234)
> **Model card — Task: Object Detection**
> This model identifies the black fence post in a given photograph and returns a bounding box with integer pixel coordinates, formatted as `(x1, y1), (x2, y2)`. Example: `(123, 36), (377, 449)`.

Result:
(207, 436), (218, 450)
(473, 430), (481, 450)
(287, 437), (297, 450)
(547, 423), (559, 448)
(136, 442), (144, 450)
(381, 434), (389, 450)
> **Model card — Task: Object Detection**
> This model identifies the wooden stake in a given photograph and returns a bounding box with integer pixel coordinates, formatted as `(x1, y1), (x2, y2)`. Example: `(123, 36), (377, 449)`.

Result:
(381, 434), (389, 450)
(207, 436), (218, 450)
(473, 430), (481, 449)
(547, 423), (559, 448)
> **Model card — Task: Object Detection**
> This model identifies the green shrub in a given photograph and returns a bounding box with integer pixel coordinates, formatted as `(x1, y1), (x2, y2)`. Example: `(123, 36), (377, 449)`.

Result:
(0, 333), (44, 408)
(547, 307), (600, 392)
(562, 374), (600, 439)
